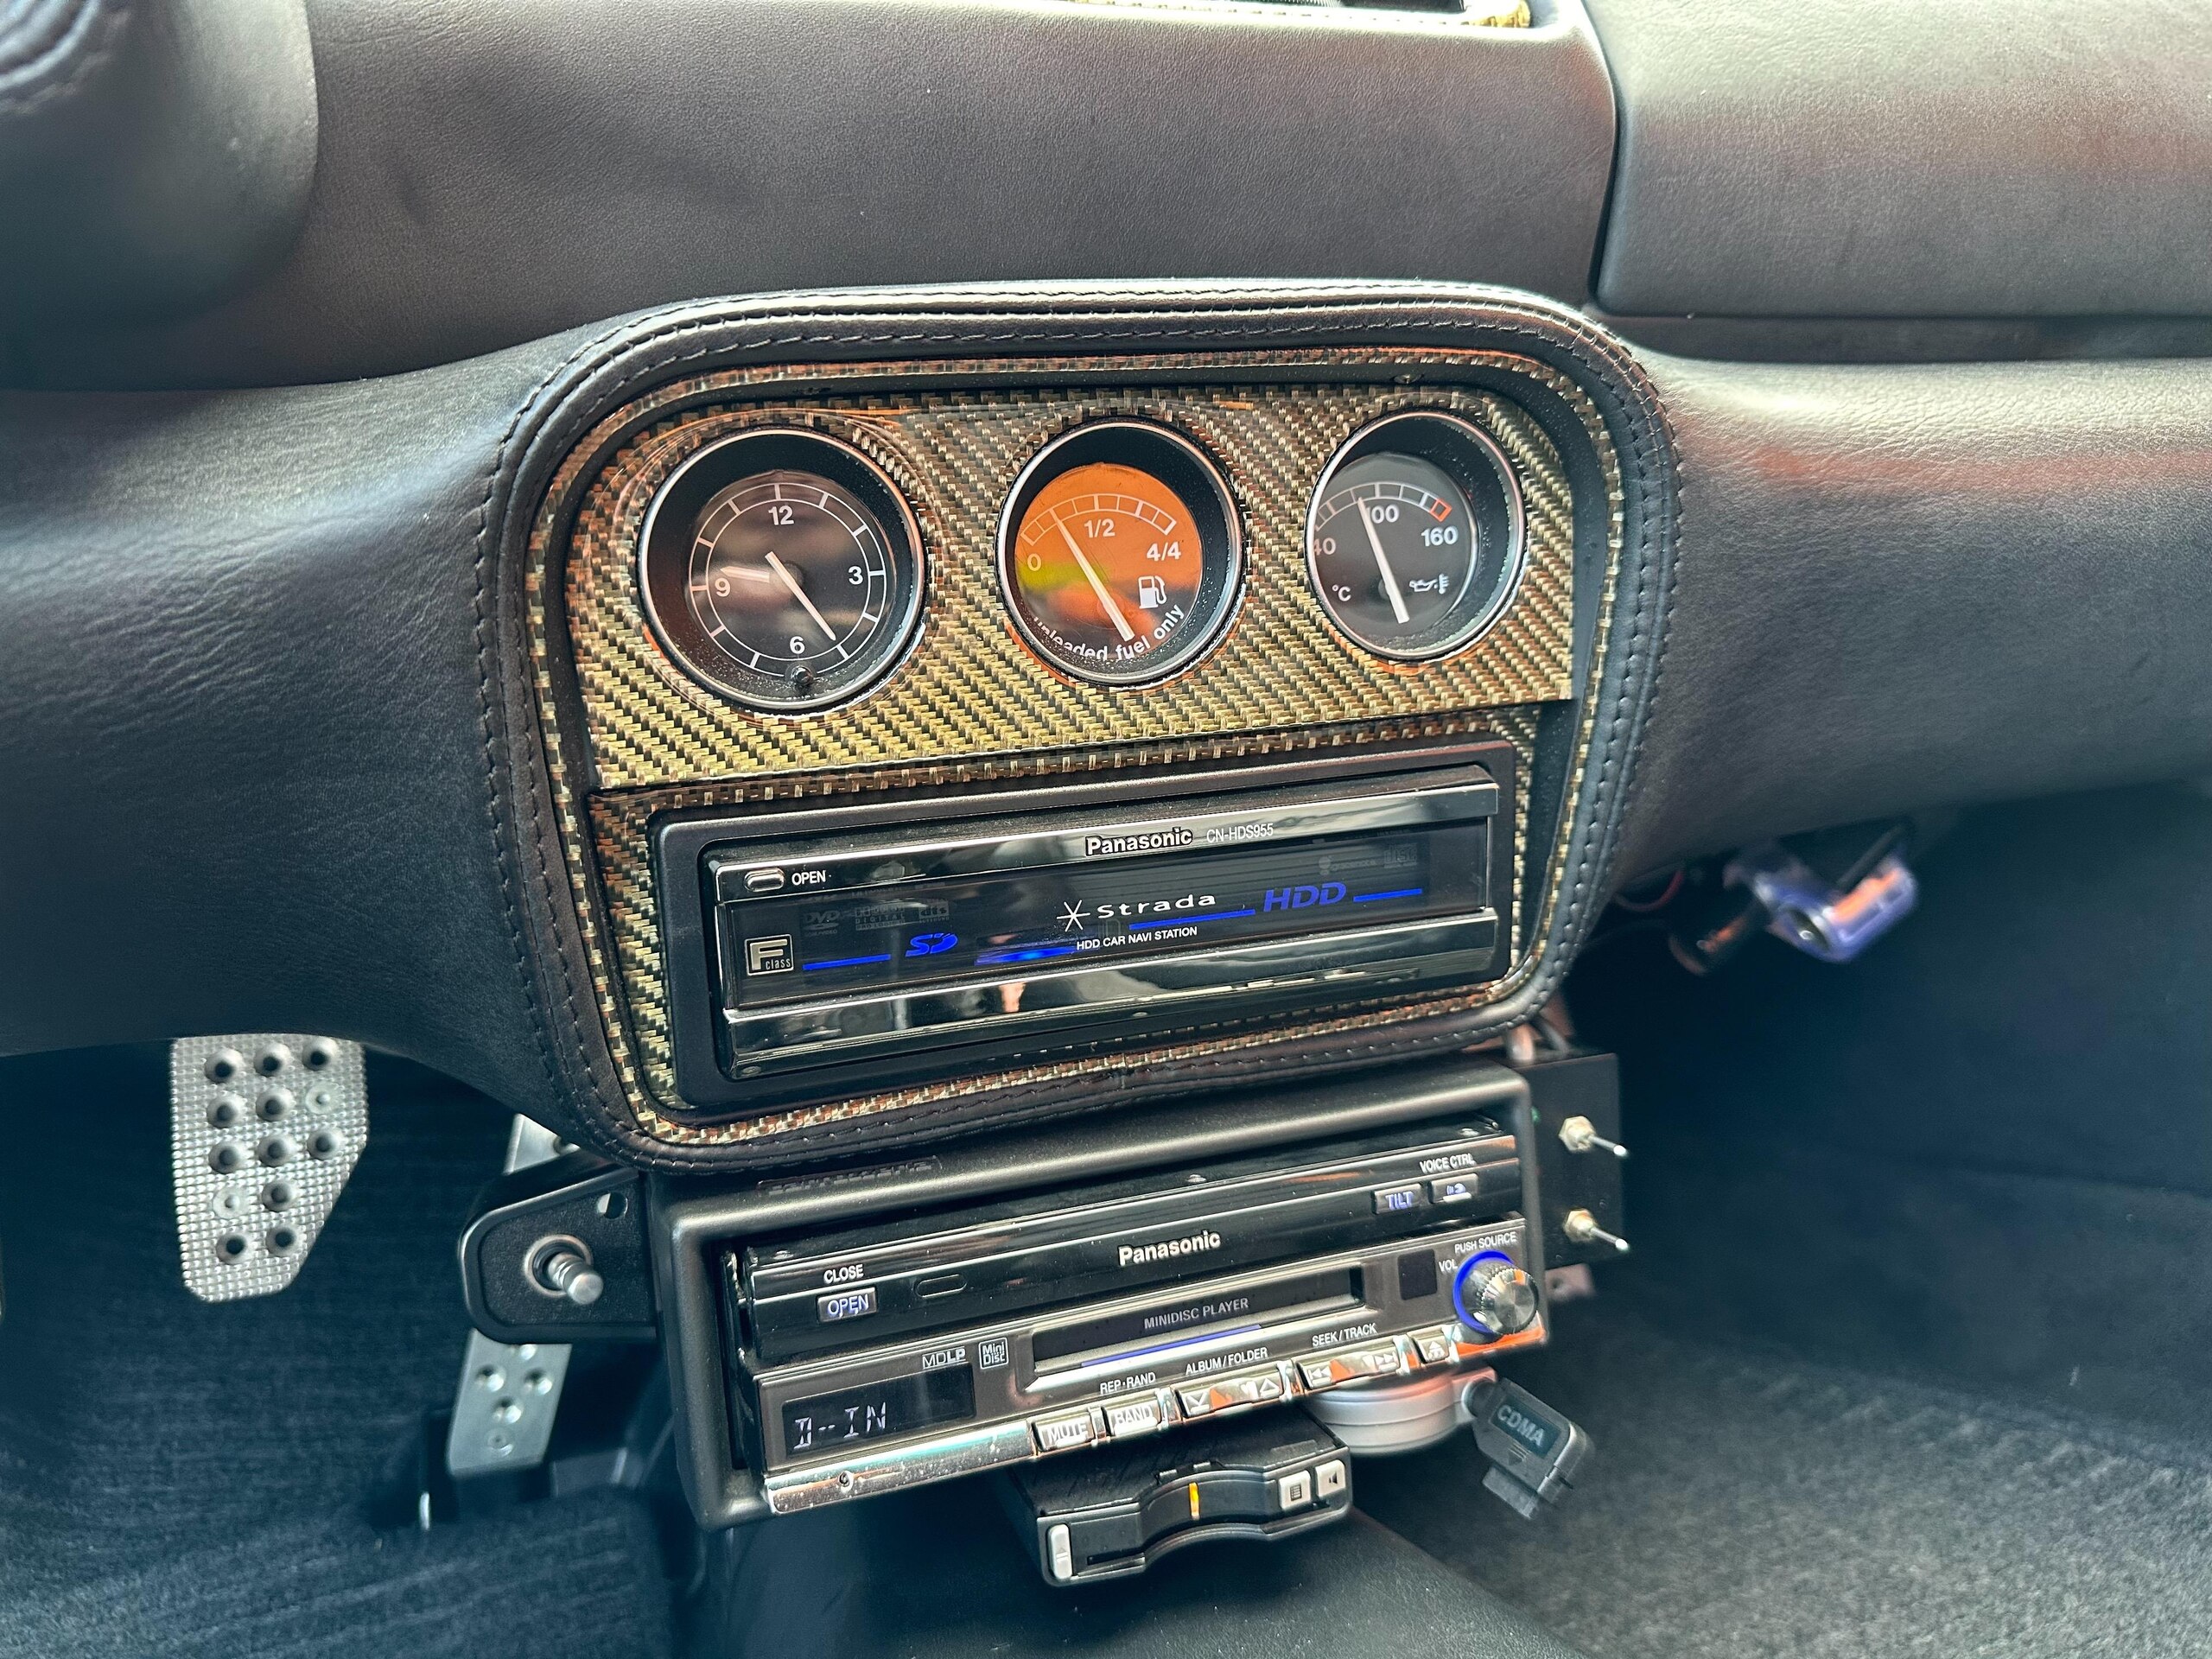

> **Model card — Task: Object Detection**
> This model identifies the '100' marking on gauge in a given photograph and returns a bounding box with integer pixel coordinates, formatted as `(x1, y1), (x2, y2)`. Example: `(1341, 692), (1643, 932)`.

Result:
(1313, 481), (1467, 618)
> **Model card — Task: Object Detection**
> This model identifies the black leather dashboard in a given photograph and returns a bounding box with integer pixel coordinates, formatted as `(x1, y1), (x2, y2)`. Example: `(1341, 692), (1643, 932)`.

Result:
(8, 284), (2212, 1155)
(1618, 353), (2212, 878)
(1588, 0), (2212, 319)
(6, 0), (2212, 1165)
(10, 0), (1617, 389)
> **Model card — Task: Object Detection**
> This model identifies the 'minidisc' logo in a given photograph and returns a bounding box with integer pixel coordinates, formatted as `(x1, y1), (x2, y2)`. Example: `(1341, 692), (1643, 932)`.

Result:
(1118, 1230), (1223, 1268)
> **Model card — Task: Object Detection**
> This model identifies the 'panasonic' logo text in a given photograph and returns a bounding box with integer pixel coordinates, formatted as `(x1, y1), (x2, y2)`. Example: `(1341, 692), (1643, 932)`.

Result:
(1118, 1230), (1224, 1268)
(1086, 828), (1194, 858)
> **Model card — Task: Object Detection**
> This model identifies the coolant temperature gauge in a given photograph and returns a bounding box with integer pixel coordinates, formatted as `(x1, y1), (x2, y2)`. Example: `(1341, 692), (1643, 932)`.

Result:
(1306, 411), (1526, 663)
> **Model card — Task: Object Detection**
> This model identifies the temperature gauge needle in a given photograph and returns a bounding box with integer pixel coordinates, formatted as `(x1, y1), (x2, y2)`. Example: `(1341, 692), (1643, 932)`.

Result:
(1358, 500), (1412, 626)
(765, 550), (836, 642)
(1056, 518), (1137, 643)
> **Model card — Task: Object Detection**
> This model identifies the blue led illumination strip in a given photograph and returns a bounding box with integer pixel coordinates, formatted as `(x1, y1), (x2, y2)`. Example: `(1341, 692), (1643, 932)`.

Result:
(1126, 907), (1258, 931)
(972, 942), (1084, 969)
(813, 887), (1428, 975)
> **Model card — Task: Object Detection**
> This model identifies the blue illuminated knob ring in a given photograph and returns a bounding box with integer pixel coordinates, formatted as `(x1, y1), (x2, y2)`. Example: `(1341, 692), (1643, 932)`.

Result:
(1452, 1250), (1538, 1338)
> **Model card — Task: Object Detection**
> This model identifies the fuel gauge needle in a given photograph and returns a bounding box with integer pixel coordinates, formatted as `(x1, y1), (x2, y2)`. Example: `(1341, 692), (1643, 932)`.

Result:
(1056, 519), (1138, 643)
(766, 550), (836, 642)
(1358, 501), (1413, 626)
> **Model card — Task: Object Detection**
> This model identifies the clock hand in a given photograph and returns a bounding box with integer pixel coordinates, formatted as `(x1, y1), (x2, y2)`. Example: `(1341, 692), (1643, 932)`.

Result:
(766, 550), (836, 642)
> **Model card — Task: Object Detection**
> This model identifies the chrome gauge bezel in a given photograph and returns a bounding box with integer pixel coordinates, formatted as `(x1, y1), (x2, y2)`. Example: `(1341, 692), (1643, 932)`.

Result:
(995, 420), (1246, 690)
(638, 427), (928, 715)
(1304, 410), (1528, 664)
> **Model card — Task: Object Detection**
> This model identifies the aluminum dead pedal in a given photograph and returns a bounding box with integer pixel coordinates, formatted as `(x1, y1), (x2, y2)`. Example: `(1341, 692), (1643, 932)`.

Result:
(446, 1116), (575, 1478)
(171, 1035), (367, 1302)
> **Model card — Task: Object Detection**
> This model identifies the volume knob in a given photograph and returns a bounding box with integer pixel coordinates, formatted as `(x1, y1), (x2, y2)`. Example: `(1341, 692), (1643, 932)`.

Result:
(1454, 1255), (1538, 1339)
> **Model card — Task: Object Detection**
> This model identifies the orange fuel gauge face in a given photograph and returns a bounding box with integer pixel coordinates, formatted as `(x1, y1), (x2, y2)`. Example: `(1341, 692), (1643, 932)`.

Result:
(999, 423), (1242, 687)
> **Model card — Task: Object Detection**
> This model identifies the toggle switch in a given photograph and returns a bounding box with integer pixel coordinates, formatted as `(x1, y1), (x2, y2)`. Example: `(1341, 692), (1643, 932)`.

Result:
(1563, 1209), (1630, 1255)
(1558, 1116), (1628, 1160)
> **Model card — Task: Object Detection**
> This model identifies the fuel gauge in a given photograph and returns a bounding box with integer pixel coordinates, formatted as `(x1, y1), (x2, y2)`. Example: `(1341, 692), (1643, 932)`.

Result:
(1306, 411), (1526, 663)
(998, 421), (1243, 688)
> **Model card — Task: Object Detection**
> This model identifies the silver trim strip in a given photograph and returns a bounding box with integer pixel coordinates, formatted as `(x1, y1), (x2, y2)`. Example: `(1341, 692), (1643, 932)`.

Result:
(763, 1420), (1036, 1515)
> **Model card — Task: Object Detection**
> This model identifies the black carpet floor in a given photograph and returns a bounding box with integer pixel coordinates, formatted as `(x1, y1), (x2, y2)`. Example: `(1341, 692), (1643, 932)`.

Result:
(1361, 1294), (2212, 1659)
(0, 1046), (676, 1659)
(1356, 783), (2212, 1656)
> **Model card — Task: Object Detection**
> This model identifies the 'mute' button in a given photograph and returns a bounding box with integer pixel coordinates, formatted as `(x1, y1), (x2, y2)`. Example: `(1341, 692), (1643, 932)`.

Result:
(1033, 1411), (1096, 1452)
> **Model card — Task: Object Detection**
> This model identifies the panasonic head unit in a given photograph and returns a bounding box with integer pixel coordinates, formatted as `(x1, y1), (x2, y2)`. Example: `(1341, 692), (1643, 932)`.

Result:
(653, 743), (1516, 1110)
(717, 1109), (1544, 1515)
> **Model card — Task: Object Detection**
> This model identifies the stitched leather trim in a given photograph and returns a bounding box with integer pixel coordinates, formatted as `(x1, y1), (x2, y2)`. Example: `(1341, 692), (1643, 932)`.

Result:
(474, 284), (1679, 1171)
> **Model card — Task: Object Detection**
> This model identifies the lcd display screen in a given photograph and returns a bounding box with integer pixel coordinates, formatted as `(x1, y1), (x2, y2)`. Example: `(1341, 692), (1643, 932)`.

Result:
(778, 1366), (976, 1457)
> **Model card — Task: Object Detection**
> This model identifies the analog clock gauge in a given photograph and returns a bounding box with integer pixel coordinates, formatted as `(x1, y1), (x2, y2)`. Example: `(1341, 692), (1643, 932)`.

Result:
(999, 422), (1243, 687)
(1306, 411), (1526, 663)
(639, 429), (925, 712)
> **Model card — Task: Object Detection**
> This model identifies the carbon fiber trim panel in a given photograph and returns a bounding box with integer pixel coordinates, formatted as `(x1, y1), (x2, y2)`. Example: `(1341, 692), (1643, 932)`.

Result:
(594, 712), (1540, 1142)
(524, 346), (1627, 1153)
(559, 375), (1574, 785)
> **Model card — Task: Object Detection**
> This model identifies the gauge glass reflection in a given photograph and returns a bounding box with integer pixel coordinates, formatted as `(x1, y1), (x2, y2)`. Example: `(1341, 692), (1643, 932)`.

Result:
(686, 472), (893, 680)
